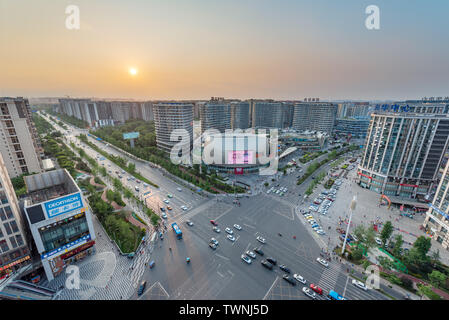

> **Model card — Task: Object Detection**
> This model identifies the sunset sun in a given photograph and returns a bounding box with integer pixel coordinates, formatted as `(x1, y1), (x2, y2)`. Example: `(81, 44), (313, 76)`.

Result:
(129, 68), (138, 76)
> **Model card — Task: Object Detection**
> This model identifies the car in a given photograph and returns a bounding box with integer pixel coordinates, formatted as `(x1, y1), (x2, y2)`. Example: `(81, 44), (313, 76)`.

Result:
(310, 283), (323, 295)
(246, 251), (256, 259)
(136, 180), (141, 184)
(210, 238), (219, 246)
(161, 213), (167, 219)
(312, 224), (319, 229)
(163, 199), (170, 204)
(279, 264), (291, 273)
(210, 220), (218, 226)
(293, 274), (306, 284)
(253, 247), (264, 256)
(213, 226), (221, 233)
(225, 227), (234, 235)
(181, 205), (188, 211)
(256, 236), (266, 244)
(227, 235), (236, 242)
(317, 257), (329, 267)
(266, 257), (277, 265)
(177, 187), (182, 191)
(167, 206), (172, 210)
(261, 260), (273, 270)
(127, 177), (131, 181)
(241, 255), (252, 264)
(137, 281), (147, 296)
(143, 183), (148, 187)
(135, 186), (140, 192)
(121, 170), (125, 174)
(160, 207), (166, 212)
(209, 242), (217, 250)
(186, 220), (194, 226)
(309, 220), (316, 225)
(167, 194), (173, 198)
(302, 287), (316, 299)
(233, 224), (242, 230)
(375, 237), (382, 246)
(282, 274), (296, 286)
(352, 279), (368, 291)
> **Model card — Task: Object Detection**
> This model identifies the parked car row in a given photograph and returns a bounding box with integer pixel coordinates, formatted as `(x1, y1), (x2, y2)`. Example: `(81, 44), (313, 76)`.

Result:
(301, 210), (326, 236)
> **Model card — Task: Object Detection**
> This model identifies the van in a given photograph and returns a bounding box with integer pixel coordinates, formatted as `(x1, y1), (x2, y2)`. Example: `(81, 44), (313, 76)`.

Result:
(135, 186), (140, 192)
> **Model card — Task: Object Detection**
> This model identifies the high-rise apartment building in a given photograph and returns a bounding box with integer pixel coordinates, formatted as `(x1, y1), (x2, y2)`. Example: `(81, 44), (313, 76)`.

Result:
(251, 101), (284, 128)
(337, 102), (372, 119)
(292, 102), (337, 134)
(0, 152), (32, 280)
(231, 101), (250, 130)
(153, 102), (194, 154)
(200, 99), (231, 134)
(0, 97), (43, 178)
(357, 101), (449, 199)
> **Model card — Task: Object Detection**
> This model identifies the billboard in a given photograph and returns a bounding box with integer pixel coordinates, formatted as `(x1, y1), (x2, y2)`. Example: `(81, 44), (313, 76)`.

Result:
(227, 151), (253, 164)
(44, 193), (83, 219)
(123, 132), (140, 140)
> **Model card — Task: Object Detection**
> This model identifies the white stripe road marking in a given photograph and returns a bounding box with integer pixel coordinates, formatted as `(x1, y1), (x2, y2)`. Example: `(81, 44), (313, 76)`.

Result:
(343, 275), (350, 297)
(263, 276), (279, 300)
(215, 253), (230, 261)
(243, 223), (256, 229)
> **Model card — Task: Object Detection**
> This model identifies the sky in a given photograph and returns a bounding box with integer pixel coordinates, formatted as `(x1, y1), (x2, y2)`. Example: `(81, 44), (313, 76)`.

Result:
(0, 0), (448, 101)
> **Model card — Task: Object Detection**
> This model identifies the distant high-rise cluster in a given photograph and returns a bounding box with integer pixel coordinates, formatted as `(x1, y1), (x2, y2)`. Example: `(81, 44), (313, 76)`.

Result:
(56, 98), (154, 127)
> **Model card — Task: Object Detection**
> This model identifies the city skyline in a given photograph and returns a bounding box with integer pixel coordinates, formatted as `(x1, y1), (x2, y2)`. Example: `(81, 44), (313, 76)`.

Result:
(1, 0), (449, 101)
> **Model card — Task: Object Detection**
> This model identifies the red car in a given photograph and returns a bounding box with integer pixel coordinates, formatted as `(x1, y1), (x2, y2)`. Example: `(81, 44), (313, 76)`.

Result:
(210, 220), (218, 226)
(310, 283), (323, 295)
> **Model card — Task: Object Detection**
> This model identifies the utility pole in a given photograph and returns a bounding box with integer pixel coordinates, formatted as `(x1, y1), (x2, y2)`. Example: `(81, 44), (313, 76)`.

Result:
(341, 195), (357, 255)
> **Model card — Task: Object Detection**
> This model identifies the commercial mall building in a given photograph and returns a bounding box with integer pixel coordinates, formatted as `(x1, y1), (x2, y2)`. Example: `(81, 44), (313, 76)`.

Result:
(23, 169), (96, 281)
(357, 101), (449, 199)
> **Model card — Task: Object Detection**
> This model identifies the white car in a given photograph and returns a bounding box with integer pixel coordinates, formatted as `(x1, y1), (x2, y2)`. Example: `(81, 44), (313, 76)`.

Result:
(256, 236), (266, 244)
(241, 255), (252, 264)
(316, 257), (329, 267)
(177, 187), (182, 192)
(233, 224), (242, 230)
(293, 274), (306, 284)
(246, 251), (256, 259)
(352, 279), (368, 291)
(302, 287), (316, 299)
(213, 227), (221, 233)
(181, 205), (188, 211)
(225, 227), (234, 235)
(161, 213), (167, 219)
(227, 235), (236, 242)
(375, 237), (382, 246)
(163, 199), (170, 204)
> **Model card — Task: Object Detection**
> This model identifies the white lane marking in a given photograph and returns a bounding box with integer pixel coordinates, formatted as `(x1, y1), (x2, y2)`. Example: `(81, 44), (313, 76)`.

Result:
(215, 253), (230, 261)
(343, 275), (350, 297)
(243, 223), (256, 229)
(263, 276), (279, 300)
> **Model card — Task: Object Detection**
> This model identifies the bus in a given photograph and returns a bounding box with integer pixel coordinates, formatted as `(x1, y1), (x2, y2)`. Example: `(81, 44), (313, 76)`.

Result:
(327, 290), (346, 300)
(172, 222), (182, 239)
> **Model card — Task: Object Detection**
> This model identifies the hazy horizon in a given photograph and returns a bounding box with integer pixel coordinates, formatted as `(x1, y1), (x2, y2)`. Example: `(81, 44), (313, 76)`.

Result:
(1, 0), (448, 101)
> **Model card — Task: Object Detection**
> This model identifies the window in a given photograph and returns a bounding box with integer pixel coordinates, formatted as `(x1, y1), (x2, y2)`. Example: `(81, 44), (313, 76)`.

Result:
(0, 209), (6, 221)
(0, 239), (9, 253)
(9, 236), (17, 249)
(9, 220), (18, 233)
(15, 235), (24, 247)
(0, 192), (8, 205)
(3, 222), (12, 235)
(4, 206), (13, 219)
(0, 227), (3, 238)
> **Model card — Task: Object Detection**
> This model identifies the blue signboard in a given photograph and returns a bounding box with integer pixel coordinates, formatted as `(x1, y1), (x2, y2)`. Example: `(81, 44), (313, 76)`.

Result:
(428, 203), (449, 221)
(41, 234), (91, 260)
(44, 193), (83, 219)
(123, 132), (140, 140)
(374, 104), (411, 113)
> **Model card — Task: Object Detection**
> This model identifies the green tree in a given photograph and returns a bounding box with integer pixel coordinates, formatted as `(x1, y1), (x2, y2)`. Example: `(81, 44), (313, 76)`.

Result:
(127, 162), (136, 173)
(150, 214), (160, 226)
(428, 270), (447, 288)
(392, 234), (404, 257)
(380, 221), (394, 247)
(413, 236), (432, 260)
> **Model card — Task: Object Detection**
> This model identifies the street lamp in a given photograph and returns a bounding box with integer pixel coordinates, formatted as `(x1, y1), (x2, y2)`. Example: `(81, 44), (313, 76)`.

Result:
(341, 195), (357, 255)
